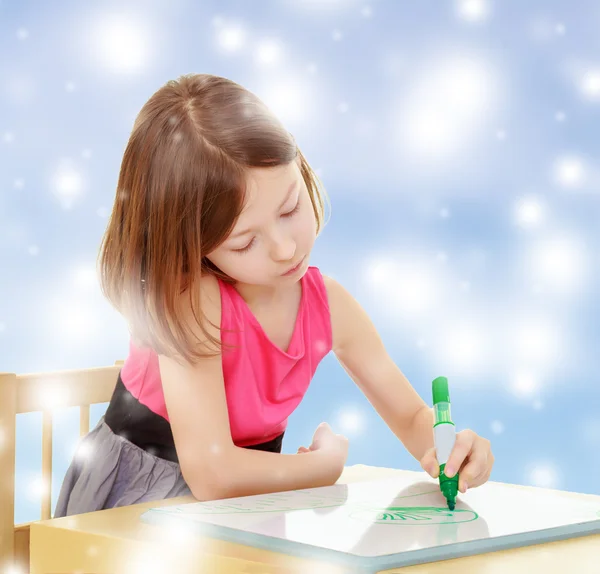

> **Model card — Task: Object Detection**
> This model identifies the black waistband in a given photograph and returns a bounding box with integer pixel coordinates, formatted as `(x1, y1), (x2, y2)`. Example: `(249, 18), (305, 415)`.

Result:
(104, 372), (284, 463)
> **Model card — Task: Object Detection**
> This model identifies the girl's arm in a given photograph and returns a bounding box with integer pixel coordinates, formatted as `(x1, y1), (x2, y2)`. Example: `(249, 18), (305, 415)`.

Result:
(159, 275), (344, 501)
(323, 275), (494, 491)
(323, 275), (435, 461)
(160, 351), (344, 501)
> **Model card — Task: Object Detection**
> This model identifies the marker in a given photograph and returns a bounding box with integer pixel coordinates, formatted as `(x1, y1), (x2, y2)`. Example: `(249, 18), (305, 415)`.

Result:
(432, 376), (459, 511)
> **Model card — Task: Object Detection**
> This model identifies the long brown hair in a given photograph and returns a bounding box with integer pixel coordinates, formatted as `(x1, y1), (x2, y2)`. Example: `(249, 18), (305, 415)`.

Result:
(98, 74), (328, 365)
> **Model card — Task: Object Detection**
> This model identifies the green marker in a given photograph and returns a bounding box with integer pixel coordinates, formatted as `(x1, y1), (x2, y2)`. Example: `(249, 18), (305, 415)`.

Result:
(432, 376), (459, 511)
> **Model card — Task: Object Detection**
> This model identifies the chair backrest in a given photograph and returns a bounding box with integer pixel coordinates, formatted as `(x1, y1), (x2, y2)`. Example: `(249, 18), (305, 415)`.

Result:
(0, 361), (122, 571)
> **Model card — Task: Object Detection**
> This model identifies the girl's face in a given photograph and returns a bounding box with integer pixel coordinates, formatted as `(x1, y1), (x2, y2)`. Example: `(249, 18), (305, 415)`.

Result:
(206, 159), (317, 287)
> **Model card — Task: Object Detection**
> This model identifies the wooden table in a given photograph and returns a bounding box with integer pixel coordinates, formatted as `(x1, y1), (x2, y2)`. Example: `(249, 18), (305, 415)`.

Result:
(30, 464), (600, 573)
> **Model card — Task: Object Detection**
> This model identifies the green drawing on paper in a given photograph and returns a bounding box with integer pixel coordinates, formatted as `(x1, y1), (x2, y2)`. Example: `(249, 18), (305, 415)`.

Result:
(153, 486), (465, 520)
(349, 506), (478, 525)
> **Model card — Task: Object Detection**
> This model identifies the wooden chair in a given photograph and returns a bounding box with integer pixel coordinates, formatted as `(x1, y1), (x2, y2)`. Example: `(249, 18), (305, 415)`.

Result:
(0, 361), (123, 573)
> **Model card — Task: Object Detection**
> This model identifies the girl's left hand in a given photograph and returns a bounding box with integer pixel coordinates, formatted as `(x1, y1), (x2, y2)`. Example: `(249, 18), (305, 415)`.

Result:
(420, 429), (494, 493)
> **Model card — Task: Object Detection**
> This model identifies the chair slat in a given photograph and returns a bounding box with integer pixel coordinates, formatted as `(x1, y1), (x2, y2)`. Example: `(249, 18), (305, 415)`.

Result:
(80, 405), (90, 437)
(0, 373), (17, 564)
(41, 410), (53, 521)
(16, 365), (119, 414)
(3, 361), (121, 571)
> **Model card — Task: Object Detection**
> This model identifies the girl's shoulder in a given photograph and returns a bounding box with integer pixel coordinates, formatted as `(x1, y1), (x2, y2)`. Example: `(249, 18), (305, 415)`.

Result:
(176, 272), (223, 351)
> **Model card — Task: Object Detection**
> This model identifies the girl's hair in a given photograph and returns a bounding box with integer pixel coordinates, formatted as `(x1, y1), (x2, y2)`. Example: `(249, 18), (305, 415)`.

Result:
(98, 73), (328, 364)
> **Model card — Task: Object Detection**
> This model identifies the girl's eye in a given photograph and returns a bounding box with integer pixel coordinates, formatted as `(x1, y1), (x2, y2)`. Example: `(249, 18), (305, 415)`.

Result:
(233, 238), (255, 254)
(282, 201), (300, 218)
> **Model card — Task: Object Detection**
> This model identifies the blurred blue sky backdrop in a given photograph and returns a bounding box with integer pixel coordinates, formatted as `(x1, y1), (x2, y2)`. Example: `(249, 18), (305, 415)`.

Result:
(1, 0), (599, 523)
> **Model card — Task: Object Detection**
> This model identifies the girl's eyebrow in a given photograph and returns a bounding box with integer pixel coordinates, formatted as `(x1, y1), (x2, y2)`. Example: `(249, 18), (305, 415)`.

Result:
(229, 181), (298, 240)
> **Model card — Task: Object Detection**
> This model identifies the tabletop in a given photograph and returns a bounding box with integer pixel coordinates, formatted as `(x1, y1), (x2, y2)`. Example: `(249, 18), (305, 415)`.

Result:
(30, 464), (600, 574)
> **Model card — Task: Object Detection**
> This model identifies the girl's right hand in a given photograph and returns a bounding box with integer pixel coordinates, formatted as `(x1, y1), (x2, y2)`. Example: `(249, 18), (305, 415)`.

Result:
(297, 422), (349, 469)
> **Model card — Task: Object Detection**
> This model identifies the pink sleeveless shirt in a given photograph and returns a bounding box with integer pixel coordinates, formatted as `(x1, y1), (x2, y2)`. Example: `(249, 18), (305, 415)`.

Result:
(118, 266), (332, 447)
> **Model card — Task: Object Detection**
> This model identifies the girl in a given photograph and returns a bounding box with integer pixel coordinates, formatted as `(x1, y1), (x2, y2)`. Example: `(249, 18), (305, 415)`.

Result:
(55, 73), (493, 517)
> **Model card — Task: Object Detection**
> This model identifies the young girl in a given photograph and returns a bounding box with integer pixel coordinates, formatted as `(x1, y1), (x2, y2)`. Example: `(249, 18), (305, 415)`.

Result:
(54, 73), (493, 517)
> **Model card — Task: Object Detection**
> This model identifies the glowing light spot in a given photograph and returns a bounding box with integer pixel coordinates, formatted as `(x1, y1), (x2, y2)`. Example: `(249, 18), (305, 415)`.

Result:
(14, 178), (25, 189)
(51, 160), (84, 209)
(490, 420), (504, 434)
(512, 316), (563, 367)
(16, 27), (29, 40)
(552, 155), (587, 188)
(73, 264), (98, 289)
(332, 29), (343, 41)
(336, 406), (365, 435)
(397, 53), (498, 164)
(525, 234), (588, 295)
(88, 12), (150, 74)
(555, 110), (566, 122)
(51, 300), (100, 342)
(514, 195), (544, 228)
(580, 69), (600, 101)
(255, 39), (283, 65)
(366, 257), (439, 317)
(580, 418), (600, 444)
(37, 381), (70, 411)
(74, 441), (94, 462)
(217, 24), (246, 52)
(455, 0), (491, 23)
(528, 463), (558, 489)
(29, 475), (50, 501)
(432, 321), (490, 376)
(314, 339), (328, 354)
(510, 372), (539, 397)
(257, 75), (314, 127)
(28, 245), (39, 256)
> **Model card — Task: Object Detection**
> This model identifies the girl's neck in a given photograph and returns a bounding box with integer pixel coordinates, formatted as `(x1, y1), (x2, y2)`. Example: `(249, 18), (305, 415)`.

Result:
(234, 280), (300, 307)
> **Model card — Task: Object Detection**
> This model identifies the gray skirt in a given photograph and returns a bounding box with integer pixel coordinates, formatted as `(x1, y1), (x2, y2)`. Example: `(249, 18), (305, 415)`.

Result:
(54, 416), (192, 518)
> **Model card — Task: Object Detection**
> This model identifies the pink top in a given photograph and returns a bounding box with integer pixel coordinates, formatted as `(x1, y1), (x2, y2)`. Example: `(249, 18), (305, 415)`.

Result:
(119, 266), (332, 446)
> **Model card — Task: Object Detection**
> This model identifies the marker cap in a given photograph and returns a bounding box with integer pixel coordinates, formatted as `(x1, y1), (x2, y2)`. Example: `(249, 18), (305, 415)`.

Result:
(432, 376), (450, 405)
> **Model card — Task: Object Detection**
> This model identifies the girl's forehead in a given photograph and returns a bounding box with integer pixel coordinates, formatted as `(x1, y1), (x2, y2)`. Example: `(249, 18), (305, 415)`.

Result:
(242, 163), (300, 209)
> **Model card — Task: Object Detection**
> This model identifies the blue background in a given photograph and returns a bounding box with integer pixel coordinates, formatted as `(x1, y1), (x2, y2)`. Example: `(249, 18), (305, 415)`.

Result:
(1, 0), (599, 524)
